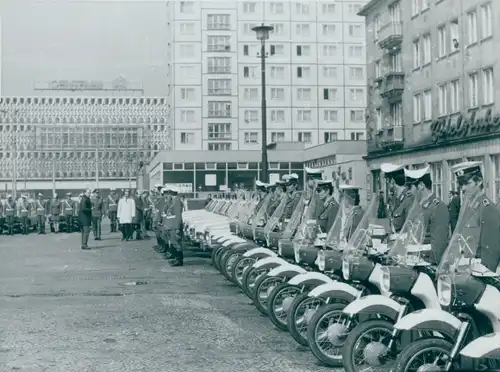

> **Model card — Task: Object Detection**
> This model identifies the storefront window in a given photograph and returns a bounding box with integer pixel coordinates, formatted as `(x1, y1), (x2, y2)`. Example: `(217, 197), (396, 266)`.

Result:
(493, 155), (500, 203)
(430, 162), (443, 199)
(447, 159), (462, 194)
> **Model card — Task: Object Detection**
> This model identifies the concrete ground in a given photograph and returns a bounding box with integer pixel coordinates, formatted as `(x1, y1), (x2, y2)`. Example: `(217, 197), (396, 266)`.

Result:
(0, 228), (336, 372)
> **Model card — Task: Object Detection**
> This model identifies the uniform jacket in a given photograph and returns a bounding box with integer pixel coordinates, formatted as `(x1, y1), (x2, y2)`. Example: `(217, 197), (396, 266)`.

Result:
(35, 199), (48, 216)
(284, 190), (302, 220)
(135, 196), (144, 220)
(154, 196), (165, 223)
(50, 198), (61, 215)
(267, 195), (282, 217)
(117, 197), (136, 224)
(105, 195), (119, 213)
(392, 190), (414, 233)
(90, 196), (103, 218)
(78, 195), (92, 227)
(421, 194), (450, 264)
(163, 196), (183, 230)
(62, 198), (75, 216)
(343, 205), (364, 241)
(3, 199), (16, 217)
(448, 195), (460, 233)
(317, 196), (340, 234)
(17, 199), (31, 216)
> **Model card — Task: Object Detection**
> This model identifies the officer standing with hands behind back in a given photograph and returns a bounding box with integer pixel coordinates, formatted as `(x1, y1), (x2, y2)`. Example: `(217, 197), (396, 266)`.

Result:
(163, 186), (184, 267)
(90, 189), (103, 241)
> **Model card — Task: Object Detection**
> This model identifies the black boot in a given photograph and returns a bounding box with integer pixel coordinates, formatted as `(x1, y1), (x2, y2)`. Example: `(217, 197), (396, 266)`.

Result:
(171, 251), (183, 266)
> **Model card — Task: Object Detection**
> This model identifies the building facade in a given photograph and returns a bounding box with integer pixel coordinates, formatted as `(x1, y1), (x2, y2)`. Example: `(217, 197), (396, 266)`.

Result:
(0, 96), (172, 194)
(166, 0), (368, 151)
(361, 0), (499, 203)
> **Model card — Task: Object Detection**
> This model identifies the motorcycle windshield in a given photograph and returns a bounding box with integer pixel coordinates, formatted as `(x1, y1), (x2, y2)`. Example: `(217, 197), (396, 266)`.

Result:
(292, 193), (321, 242)
(436, 195), (482, 279)
(227, 198), (245, 219)
(342, 196), (382, 259)
(237, 198), (257, 222)
(264, 193), (290, 238)
(322, 197), (344, 249)
(251, 193), (273, 234)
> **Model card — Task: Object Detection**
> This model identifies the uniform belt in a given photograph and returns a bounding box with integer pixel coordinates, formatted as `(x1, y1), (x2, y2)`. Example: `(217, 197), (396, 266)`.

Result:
(165, 215), (175, 219)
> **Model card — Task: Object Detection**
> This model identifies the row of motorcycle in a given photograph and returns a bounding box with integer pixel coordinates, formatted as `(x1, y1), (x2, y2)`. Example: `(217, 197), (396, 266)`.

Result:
(182, 191), (500, 372)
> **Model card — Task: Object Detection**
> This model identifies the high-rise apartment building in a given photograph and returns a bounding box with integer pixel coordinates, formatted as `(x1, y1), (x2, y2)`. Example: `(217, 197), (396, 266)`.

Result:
(166, 0), (368, 151)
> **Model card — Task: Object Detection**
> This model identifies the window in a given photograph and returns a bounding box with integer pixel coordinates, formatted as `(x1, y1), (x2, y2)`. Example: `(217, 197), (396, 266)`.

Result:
(207, 57), (231, 74)
(207, 14), (230, 30)
(244, 132), (259, 144)
(374, 61), (381, 78)
(297, 110), (312, 121)
(323, 45), (337, 57)
(179, 22), (195, 34)
(297, 88), (312, 100)
(270, 66), (285, 79)
(296, 24), (311, 36)
(391, 51), (402, 70)
(324, 132), (338, 143)
(413, 94), (422, 123)
(180, 1), (194, 13)
(322, 3), (336, 14)
(431, 162), (443, 199)
(207, 36), (231, 52)
(349, 24), (362, 37)
(271, 23), (284, 35)
(271, 109), (285, 122)
(323, 67), (337, 78)
(297, 66), (311, 78)
(242, 2), (256, 13)
(269, 2), (283, 14)
(422, 34), (431, 64)
(449, 20), (459, 52)
(270, 88), (285, 100)
(373, 15), (381, 40)
(467, 11), (478, 45)
(483, 68), (494, 104)
(324, 110), (338, 122)
(413, 39), (420, 68)
(179, 44), (195, 58)
(296, 45), (311, 56)
(350, 110), (364, 122)
(271, 132), (285, 142)
(180, 132), (194, 144)
(348, 45), (363, 58)
(438, 84), (448, 116)
(180, 88), (195, 101)
(350, 67), (364, 80)
(350, 132), (364, 141)
(323, 88), (337, 100)
(208, 123), (231, 139)
(349, 88), (364, 103)
(375, 108), (383, 131)
(437, 26), (447, 57)
(411, 0), (420, 16)
(243, 45), (249, 56)
(469, 73), (479, 107)
(244, 87), (258, 100)
(423, 90), (432, 120)
(243, 66), (257, 78)
(208, 101), (231, 117)
(450, 80), (460, 112)
(296, 3), (309, 14)
(348, 3), (362, 13)
(390, 103), (402, 127)
(323, 24), (336, 36)
(208, 142), (231, 151)
(389, 2), (401, 22)
(481, 3), (492, 39)
(180, 109), (195, 123)
(244, 110), (258, 122)
(208, 79), (231, 95)
(298, 131), (312, 143)
(270, 44), (284, 55)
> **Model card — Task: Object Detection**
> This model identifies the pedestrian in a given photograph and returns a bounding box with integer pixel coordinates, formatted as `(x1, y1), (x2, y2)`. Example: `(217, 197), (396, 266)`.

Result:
(117, 189), (136, 241)
(205, 194), (212, 206)
(163, 186), (184, 266)
(105, 188), (119, 233)
(90, 189), (103, 240)
(79, 189), (92, 250)
(35, 193), (47, 234)
(448, 190), (460, 233)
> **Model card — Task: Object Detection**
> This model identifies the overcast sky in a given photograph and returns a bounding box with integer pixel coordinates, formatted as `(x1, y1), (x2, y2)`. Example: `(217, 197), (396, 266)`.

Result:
(0, 0), (169, 96)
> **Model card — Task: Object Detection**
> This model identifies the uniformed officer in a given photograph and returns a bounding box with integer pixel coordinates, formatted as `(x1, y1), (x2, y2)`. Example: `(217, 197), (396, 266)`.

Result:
(381, 163), (413, 233)
(140, 190), (150, 238)
(152, 187), (166, 251)
(266, 182), (281, 217)
(164, 186), (184, 266)
(106, 188), (119, 232)
(4, 194), (16, 235)
(404, 166), (450, 264)
(35, 193), (47, 234)
(62, 192), (75, 233)
(49, 193), (61, 233)
(283, 173), (302, 220)
(161, 186), (174, 255)
(304, 167), (325, 218)
(252, 181), (270, 218)
(18, 194), (30, 235)
(133, 190), (145, 240)
(315, 180), (340, 233)
(72, 193), (80, 232)
(90, 189), (103, 240)
(338, 185), (365, 241)
(450, 161), (500, 271)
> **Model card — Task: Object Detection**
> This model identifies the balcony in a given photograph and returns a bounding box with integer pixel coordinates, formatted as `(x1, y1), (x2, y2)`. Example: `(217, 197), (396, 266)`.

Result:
(380, 72), (404, 103)
(378, 22), (403, 50)
(380, 125), (405, 150)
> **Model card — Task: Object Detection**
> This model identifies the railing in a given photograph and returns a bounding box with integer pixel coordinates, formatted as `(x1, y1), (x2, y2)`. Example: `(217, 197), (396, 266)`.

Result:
(378, 21), (403, 48)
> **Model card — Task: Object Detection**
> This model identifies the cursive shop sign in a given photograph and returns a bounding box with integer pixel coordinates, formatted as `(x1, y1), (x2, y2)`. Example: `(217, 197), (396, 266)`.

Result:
(431, 108), (500, 142)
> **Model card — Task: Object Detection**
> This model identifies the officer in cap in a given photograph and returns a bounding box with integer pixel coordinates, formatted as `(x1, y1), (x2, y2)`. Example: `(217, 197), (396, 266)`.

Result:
(404, 166), (449, 264)
(315, 180), (340, 233)
(49, 192), (61, 233)
(283, 173), (302, 220)
(338, 184), (364, 241)
(106, 188), (119, 232)
(160, 185), (174, 256)
(381, 163), (413, 233)
(3, 194), (16, 235)
(35, 193), (47, 234)
(253, 180), (269, 213)
(18, 194), (30, 235)
(305, 167), (325, 217)
(163, 185), (184, 266)
(451, 161), (500, 271)
(90, 189), (103, 240)
(266, 181), (282, 217)
(62, 192), (75, 233)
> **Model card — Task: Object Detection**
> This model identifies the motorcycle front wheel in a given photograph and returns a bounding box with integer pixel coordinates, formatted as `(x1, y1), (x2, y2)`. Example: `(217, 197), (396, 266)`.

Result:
(393, 338), (455, 372)
(231, 256), (256, 287)
(215, 247), (231, 272)
(221, 251), (242, 281)
(287, 293), (325, 347)
(266, 282), (301, 331)
(211, 246), (224, 269)
(242, 266), (265, 299)
(252, 274), (284, 316)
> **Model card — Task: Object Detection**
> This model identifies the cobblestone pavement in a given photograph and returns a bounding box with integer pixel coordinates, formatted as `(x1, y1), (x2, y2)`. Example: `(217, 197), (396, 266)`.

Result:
(0, 229), (337, 372)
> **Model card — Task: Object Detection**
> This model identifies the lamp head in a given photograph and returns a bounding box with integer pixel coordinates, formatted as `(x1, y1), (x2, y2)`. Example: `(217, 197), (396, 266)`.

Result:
(252, 24), (274, 41)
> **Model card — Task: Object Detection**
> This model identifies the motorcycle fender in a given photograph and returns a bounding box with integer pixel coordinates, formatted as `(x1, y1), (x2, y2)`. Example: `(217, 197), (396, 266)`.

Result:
(287, 272), (334, 287)
(343, 295), (402, 321)
(267, 264), (307, 278)
(308, 282), (360, 304)
(393, 309), (462, 338)
(460, 332), (500, 358)
(243, 247), (277, 258)
(253, 256), (288, 269)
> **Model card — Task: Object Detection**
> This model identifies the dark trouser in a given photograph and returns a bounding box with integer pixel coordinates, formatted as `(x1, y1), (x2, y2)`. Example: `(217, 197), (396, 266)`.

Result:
(135, 219), (143, 240)
(109, 211), (117, 232)
(37, 215), (46, 233)
(49, 216), (59, 233)
(6, 216), (15, 235)
(121, 223), (134, 240)
(167, 228), (183, 260)
(92, 217), (102, 239)
(81, 226), (90, 247)
(65, 215), (73, 233)
(19, 216), (28, 235)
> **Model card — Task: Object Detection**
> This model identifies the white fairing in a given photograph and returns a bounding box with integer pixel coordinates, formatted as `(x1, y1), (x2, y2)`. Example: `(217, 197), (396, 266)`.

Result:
(368, 263), (389, 295)
(243, 247), (277, 258)
(393, 309), (462, 331)
(460, 332), (500, 358)
(287, 272), (334, 286)
(308, 281), (361, 299)
(410, 272), (441, 309)
(475, 284), (500, 332)
(343, 294), (402, 317)
(267, 264), (307, 277)
(253, 256), (288, 269)
(222, 238), (245, 247)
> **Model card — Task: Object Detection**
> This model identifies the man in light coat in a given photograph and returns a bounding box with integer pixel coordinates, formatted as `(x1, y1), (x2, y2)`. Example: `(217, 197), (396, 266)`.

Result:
(118, 189), (136, 241)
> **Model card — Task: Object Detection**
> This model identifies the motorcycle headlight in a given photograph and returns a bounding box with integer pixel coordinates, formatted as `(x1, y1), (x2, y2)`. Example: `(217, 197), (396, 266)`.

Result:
(380, 266), (390, 293)
(294, 243), (301, 263)
(342, 259), (350, 280)
(317, 250), (326, 271)
(438, 275), (452, 306)
(235, 224), (240, 234)
(278, 240), (283, 256)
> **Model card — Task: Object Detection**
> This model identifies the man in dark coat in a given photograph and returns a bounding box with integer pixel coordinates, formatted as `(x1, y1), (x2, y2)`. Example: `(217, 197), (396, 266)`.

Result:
(79, 189), (92, 250)
(448, 190), (460, 233)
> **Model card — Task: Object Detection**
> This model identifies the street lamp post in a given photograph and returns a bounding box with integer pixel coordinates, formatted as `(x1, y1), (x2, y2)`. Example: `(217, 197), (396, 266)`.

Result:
(252, 24), (273, 183)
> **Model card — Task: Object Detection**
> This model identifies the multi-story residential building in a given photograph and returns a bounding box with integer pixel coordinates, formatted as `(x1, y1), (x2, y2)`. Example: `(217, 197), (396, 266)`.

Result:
(361, 0), (499, 203)
(166, 0), (368, 151)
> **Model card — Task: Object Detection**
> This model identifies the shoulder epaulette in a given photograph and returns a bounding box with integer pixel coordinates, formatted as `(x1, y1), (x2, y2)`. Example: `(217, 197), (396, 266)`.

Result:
(433, 198), (440, 206)
(483, 198), (490, 207)
(405, 191), (412, 197)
